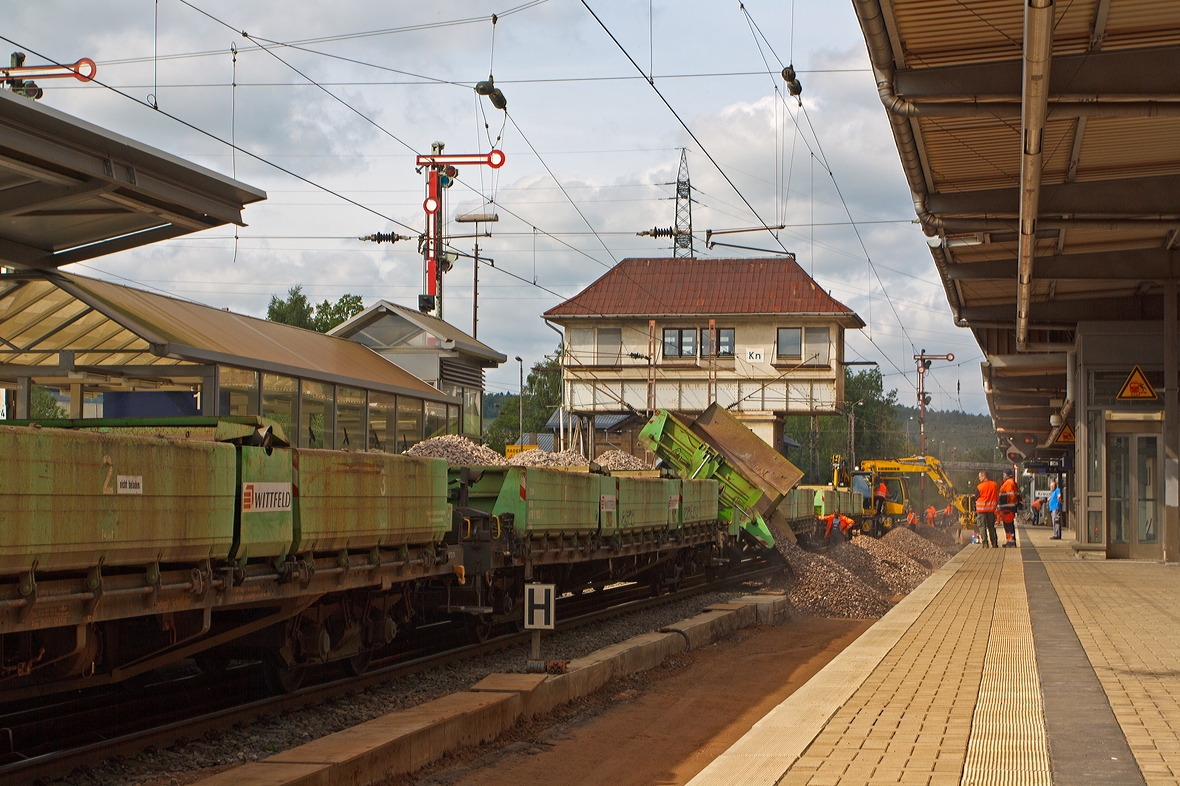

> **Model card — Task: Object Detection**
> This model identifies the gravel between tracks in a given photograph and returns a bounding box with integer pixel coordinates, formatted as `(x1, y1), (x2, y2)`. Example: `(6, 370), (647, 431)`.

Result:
(882, 527), (953, 569)
(775, 540), (890, 619)
(848, 536), (930, 595)
(67, 587), (757, 786)
(913, 523), (960, 551)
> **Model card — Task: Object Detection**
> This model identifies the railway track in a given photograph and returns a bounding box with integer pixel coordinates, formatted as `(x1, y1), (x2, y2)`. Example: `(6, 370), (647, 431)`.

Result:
(1, 557), (782, 786)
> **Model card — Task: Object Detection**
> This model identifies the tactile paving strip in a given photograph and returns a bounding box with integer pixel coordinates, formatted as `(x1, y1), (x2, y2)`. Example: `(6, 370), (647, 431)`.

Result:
(960, 549), (1051, 786)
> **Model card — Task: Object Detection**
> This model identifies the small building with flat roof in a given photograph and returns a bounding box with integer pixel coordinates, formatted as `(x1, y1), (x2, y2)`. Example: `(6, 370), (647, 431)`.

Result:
(329, 300), (506, 441)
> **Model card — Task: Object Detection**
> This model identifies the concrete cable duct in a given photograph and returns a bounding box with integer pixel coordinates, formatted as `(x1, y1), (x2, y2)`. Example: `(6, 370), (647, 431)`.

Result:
(1018, 0), (1056, 352)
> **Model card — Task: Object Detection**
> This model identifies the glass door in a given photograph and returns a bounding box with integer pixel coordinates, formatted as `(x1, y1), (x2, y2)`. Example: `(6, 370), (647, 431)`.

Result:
(1106, 428), (1162, 560)
(1134, 435), (1160, 559)
(1107, 435), (1131, 558)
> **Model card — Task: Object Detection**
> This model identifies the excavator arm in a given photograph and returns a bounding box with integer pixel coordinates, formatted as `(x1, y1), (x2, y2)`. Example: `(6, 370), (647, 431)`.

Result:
(857, 456), (975, 530)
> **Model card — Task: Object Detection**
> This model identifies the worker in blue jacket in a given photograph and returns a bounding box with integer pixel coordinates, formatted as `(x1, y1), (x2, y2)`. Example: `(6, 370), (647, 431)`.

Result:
(1048, 481), (1062, 539)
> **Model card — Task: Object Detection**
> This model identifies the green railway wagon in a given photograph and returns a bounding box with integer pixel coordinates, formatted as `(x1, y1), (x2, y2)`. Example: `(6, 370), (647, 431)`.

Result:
(291, 450), (450, 554)
(780, 488), (805, 523)
(0, 424), (238, 575)
(232, 445), (294, 562)
(454, 466), (601, 538)
(615, 476), (673, 533)
(680, 479), (720, 526)
(665, 479), (682, 528)
(5, 417), (297, 566)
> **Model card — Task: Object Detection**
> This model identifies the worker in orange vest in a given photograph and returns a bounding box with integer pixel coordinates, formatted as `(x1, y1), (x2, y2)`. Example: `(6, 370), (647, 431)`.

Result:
(874, 479), (888, 516)
(906, 508), (919, 528)
(975, 471), (999, 548)
(998, 470), (1020, 547)
(942, 503), (954, 526)
(823, 511), (856, 546)
(925, 505), (937, 527)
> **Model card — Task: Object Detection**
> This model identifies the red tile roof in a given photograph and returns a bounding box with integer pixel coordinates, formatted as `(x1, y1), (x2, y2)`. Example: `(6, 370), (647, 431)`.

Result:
(543, 258), (864, 326)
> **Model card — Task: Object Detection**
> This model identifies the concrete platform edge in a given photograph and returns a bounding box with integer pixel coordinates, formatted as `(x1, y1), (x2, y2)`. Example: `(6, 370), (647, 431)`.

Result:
(188, 592), (790, 786)
(686, 544), (977, 786)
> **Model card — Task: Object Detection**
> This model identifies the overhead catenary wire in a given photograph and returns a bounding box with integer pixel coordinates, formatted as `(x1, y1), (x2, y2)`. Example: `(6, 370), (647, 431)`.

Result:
(736, 3), (920, 370)
(0, 32), (423, 238)
(578, 0), (791, 256)
(18, 9), (955, 404)
(106, 7), (694, 380)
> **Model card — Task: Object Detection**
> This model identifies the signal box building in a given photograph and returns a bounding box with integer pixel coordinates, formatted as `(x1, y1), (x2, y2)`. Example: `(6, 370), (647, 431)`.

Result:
(543, 257), (864, 452)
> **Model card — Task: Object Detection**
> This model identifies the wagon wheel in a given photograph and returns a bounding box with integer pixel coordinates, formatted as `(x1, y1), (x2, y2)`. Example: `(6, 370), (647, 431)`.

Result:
(346, 649), (373, 676)
(466, 615), (493, 643)
(263, 653), (307, 694)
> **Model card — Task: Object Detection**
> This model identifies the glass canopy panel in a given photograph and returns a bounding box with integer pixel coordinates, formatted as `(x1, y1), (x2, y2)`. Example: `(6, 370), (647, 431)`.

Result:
(350, 315), (423, 350)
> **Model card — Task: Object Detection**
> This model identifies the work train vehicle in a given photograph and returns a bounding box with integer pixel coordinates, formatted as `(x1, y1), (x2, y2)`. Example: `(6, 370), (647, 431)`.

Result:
(0, 416), (753, 698)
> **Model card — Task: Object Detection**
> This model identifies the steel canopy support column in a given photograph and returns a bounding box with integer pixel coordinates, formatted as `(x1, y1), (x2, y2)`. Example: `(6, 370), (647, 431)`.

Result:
(1017, 0), (1056, 351)
(1166, 280), (1178, 563)
(14, 377), (30, 419)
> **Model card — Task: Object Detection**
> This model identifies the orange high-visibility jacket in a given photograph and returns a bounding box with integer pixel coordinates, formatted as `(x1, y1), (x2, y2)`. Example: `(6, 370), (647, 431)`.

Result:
(976, 480), (999, 513)
(926, 506), (937, 524)
(998, 478), (1018, 523)
(823, 514), (856, 538)
(875, 482), (887, 499)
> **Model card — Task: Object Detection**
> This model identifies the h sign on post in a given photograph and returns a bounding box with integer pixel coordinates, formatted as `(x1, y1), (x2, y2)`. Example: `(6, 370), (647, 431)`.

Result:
(524, 583), (555, 630)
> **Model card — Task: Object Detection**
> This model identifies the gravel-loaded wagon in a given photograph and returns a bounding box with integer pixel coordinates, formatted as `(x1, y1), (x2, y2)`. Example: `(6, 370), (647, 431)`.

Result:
(0, 416), (756, 698)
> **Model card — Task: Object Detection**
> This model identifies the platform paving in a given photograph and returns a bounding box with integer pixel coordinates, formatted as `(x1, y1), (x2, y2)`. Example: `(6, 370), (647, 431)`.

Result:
(691, 525), (1180, 785)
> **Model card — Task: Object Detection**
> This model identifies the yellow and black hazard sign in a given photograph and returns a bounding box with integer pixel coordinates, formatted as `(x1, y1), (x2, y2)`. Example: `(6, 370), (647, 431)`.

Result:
(1055, 423), (1075, 444)
(1117, 365), (1157, 401)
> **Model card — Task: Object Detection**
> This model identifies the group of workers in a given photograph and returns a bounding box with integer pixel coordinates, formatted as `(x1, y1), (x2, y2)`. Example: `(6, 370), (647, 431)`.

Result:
(974, 469), (1021, 547)
(975, 470), (1064, 547)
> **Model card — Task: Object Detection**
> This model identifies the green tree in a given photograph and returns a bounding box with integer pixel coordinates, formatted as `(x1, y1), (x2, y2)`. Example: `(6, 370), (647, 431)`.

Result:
(313, 293), (364, 332)
(783, 367), (907, 484)
(267, 285), (314, 330)
(30, 386), (66, 419)
(267, 286), (364, 333)
(484, 350), (562, 453)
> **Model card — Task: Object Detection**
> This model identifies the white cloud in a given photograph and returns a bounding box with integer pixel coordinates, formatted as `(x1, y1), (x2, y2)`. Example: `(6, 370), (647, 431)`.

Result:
(7, 0), (987, 412)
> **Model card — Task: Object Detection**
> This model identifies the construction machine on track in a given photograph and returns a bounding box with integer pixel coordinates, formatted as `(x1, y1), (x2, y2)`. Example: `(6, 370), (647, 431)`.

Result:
(833, 454), (974, 537)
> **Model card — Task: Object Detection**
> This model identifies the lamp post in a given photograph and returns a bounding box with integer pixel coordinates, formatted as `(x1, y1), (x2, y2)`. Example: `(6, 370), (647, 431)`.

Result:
(848, 399), (865, 469)
(515, 356), (524, 448)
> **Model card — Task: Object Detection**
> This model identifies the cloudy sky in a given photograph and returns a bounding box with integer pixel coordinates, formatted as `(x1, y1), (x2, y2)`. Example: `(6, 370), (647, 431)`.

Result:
(8, 0), (988, 413)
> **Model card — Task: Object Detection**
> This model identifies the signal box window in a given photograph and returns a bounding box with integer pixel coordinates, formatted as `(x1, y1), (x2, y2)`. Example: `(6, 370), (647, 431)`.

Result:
(663, 328), (696, 358)
(700, 327), (735, 357)
(776, 327), (802, 359)
(805, 326), (831, 365)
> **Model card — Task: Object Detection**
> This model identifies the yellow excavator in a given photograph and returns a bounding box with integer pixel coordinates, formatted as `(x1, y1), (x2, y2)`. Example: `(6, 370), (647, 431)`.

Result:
(832, 454), (974, 536)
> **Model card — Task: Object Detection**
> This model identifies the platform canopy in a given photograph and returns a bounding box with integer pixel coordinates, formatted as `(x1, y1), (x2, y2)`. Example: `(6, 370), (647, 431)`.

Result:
(0, 88), (265, 271)
(0, 270), (454, 404)
(852, 0), (1180, 456)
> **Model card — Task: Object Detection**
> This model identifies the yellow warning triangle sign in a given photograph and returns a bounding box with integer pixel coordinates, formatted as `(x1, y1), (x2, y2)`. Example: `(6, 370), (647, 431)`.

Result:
(1117, 365), (1158, 401)
(1056, 423), (1075, 444)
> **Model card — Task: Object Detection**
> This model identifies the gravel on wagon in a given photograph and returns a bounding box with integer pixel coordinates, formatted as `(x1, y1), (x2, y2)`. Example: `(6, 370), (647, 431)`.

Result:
(508, 449), (590, 468)
(882, 527), (952, 569)
(65, 587), (757, 786)
(594, 450), (652, 471)
(405, 435), (507, 467)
